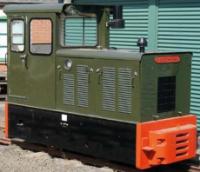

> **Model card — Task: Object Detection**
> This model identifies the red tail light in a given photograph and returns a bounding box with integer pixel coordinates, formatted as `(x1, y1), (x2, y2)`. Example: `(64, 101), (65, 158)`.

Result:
(154, 55), (180, 64)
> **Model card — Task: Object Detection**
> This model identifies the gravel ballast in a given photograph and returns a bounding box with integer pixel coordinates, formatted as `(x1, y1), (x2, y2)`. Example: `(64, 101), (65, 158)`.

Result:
(0, 144), (114, 172)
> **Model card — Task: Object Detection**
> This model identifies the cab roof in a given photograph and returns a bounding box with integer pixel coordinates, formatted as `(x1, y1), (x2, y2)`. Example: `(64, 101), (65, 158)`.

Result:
(4, 3), (65, 13)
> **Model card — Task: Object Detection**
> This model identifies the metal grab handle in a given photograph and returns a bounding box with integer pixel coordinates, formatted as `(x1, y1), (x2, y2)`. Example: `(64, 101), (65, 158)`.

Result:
(86, 67), (93, 83)
(57, 65), (62, 80)
(20, 54), (28, 69)
(88, 68), (94, 83)
(4, 52), (7, 65)
(20, 54), (27, 60)
(131, 77), (135, 88)
(131, 71), (138, 88)
(96, 68), (102, 85)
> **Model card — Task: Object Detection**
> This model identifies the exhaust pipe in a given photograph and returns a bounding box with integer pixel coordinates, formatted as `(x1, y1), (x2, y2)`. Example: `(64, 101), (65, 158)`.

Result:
(137, 38), (148, 53)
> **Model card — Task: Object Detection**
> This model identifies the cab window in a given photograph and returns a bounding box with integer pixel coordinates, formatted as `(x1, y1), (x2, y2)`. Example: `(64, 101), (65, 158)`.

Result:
(30, 19), (52, 55)
(63, 17), (97, 47)
(11, 20), (24, 52)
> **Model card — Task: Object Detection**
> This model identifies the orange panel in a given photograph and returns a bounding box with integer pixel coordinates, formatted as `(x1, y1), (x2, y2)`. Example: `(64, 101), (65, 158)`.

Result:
(4, 101), (8, 138)
(0, 64), (7, 72)
(136, 115), (196, 170)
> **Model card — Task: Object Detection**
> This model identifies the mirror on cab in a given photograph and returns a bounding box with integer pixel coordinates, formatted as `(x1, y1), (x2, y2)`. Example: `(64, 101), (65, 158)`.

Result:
(108, 6), (125, 29)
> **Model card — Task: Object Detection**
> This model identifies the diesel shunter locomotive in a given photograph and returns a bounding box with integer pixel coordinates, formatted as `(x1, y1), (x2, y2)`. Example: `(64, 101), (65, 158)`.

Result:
(4, 1), (197, 170)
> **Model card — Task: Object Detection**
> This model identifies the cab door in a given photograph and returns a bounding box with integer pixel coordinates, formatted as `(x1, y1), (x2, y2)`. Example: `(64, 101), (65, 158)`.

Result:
(25, 13), (56, 108)
(8, 16), (27, 103)
(8, 13), (56, 108)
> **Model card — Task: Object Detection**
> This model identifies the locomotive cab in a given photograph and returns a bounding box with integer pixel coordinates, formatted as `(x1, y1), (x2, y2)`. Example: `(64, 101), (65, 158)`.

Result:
(4, 2), (197, 170)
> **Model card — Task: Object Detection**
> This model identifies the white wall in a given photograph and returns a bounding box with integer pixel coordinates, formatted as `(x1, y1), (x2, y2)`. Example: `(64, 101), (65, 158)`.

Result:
(0, 8), (7, 60)
(0, 9), (6, 17)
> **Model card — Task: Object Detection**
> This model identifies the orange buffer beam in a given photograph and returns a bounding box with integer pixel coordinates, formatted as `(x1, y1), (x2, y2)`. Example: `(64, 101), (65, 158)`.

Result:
(136, 115), (197, 170)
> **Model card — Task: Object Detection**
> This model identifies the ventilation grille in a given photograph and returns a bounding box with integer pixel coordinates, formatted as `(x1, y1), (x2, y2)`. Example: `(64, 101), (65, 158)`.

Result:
(77, 65), (89, 107)
(157, 76), (176, 113)
(63, 74), (75, 105)
(102, 67), (116, 112)
(118, 68), (132, 114)
(176, 132), (189, 158)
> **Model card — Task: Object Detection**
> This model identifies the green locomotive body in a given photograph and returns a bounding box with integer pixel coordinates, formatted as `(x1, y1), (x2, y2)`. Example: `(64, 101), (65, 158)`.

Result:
(4, 2), (196, 170)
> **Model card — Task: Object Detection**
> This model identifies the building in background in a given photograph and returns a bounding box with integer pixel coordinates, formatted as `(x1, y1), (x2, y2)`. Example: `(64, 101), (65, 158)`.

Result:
(0, 2), (7, 62)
